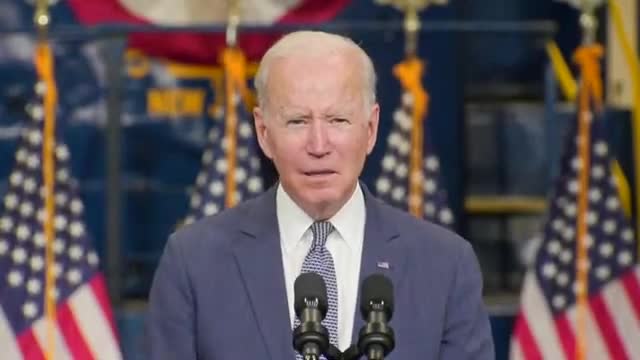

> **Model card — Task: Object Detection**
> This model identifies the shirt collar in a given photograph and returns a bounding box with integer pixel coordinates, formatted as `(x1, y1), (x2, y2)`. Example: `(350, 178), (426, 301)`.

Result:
(277, 182), (365, 254)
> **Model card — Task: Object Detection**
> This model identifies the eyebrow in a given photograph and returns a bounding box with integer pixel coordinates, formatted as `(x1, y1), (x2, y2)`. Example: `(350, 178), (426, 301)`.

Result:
(282, 112), (312, 120)
(324, 112), (351, 118)
(280, 108), (355, 119)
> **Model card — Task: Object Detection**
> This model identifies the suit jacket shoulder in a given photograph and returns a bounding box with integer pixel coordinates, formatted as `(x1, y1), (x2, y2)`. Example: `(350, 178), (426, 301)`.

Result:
(372, 196), (472, 260)
(363, 196), (494, 359)
(168, 190), (270, 257)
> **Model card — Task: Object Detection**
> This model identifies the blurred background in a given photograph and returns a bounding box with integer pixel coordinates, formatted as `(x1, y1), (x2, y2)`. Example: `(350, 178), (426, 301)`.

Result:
(0, 0), (638, 359)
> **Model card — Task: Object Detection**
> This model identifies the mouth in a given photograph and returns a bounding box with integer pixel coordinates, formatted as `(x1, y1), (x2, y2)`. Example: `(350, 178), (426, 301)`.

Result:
(303, 170), (337, 177)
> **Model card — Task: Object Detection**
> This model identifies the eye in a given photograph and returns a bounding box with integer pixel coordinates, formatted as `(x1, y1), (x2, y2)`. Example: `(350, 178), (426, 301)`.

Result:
(331, 118), (350, 124)
(286, 119), (306, 126)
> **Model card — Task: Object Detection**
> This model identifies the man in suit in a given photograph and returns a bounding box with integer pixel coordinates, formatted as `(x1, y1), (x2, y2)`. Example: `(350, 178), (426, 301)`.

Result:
(147, 31), (494, 359)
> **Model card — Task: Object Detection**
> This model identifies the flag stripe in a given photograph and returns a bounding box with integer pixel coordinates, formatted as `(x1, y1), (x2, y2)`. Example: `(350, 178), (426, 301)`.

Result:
(0, 307), (23, 360)
(69, 0), (350, 63)
(512, 314), (543, 360)
(520, 275), (565, 359)
(589, 293), (630, 360)
(602, 280), (640, 357)
(17, 329), (44, 360)
(554, 313), (575, 360)
(58, 302), (94, 360)
(565, 306), (609, 360)
(32, 317), (73, 360)
(583, 307), (611, 360)
(509, 338), (525, 360)
(621, 269), (640, 323)
(71, 0), (350, 25)
(279, 0), (350, 23)
(69, 0), (146, 24)
(69, 283), (123, 360)
(89, 275), (118, 339)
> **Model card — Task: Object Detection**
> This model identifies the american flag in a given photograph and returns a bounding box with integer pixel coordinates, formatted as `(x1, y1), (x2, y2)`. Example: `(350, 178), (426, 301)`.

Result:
(374, 91), (454, 228)
(183, 55), (263, 224)
(510, 113), (640, 359)
(0, 83), (122, 359)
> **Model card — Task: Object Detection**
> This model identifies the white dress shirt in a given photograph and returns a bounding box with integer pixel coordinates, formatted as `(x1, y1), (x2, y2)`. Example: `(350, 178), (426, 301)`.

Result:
(277, 182), (365, 351)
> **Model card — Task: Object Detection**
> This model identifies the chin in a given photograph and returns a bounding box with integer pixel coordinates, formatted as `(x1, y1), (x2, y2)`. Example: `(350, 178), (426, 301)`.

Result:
(308, 191), (350, 211)
(286, 179), (351, 213)
(303, 194), (339, 209)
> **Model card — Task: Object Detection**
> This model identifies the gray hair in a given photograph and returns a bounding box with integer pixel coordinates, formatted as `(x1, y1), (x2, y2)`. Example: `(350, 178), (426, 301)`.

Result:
(254, 31), (377, 110)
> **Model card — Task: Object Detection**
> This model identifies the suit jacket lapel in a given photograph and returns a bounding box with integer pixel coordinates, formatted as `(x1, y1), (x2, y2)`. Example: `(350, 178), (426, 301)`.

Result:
(232, 186), (294, 360)
(351, 185), (407, 347)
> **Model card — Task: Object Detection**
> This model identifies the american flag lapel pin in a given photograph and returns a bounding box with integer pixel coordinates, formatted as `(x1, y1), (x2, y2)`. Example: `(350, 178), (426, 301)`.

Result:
(376, 261), (390, 270)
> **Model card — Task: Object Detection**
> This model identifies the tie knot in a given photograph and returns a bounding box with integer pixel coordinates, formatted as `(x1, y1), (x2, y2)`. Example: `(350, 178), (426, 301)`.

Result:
(310, 221), (334, 249)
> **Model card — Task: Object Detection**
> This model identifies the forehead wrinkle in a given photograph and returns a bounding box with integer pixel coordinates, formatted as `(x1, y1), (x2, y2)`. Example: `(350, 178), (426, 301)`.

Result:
(265, 54), (365, 118)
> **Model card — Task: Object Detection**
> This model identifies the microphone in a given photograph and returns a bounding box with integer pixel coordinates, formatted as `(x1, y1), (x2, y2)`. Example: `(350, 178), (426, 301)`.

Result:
(357, 274), (395, 360)
(293, 272), (330, 359)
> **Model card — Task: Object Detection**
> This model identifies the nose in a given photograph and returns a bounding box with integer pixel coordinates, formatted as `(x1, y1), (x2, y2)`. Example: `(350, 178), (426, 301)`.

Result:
(306, 120), (331, 158)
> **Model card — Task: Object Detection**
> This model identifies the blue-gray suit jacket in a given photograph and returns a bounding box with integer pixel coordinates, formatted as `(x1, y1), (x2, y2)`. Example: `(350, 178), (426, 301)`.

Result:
(146, 185), (494, 359)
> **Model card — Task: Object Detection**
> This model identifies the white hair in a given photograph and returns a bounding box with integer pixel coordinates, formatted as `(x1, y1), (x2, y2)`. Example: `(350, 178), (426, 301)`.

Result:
(254, 31), (377, 110)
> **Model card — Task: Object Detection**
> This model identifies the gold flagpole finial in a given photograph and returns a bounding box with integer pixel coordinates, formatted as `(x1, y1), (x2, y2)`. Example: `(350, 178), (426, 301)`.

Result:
(560, 0), (606, 44)
(34, 0), (51, 40)
(578, 1), (600, 46)
(375, 0), (448, 56)
(226, 0), (241, 47)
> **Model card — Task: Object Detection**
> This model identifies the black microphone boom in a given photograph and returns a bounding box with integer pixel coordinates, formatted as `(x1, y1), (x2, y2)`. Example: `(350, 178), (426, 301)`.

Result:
(357, 274), (395, 360)
(293, 272), (331, 359)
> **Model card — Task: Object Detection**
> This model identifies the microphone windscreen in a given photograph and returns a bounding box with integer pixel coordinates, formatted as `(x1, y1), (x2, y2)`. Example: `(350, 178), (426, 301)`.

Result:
(294, 272), (328, 316)
(360, 273), (394, 319)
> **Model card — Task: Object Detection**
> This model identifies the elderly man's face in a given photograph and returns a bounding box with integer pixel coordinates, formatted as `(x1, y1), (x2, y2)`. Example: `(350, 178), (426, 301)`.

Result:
(254, 52), (379, 219)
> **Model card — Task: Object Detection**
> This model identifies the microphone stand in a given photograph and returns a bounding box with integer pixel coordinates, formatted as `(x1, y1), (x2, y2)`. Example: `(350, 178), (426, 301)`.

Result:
(324, 345), (343, 360)
(340, 345), (362, 360)
(321, 344), (362, 360)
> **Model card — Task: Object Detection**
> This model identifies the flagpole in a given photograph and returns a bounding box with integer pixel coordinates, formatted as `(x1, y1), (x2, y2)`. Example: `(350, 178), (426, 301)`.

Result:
(401, 0), (428, 218)
(376, 0), (447, 218)
(403, 1), (426, 219)
(222, 0), (243, 208)
(568, 1), (606, 359)
(34, 1), (58, 359)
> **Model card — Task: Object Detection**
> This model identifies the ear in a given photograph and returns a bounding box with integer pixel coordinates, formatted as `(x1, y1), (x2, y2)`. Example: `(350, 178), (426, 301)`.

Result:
(366, 103), (380, 155)
(253, 107), (273, 159)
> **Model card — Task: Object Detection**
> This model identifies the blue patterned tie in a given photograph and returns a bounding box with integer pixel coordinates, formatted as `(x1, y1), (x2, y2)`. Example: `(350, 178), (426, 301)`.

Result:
(295, 221), (339, 359)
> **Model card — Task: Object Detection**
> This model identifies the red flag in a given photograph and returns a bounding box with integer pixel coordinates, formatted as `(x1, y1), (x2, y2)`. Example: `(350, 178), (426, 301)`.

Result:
(67, 0), (351, 63)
